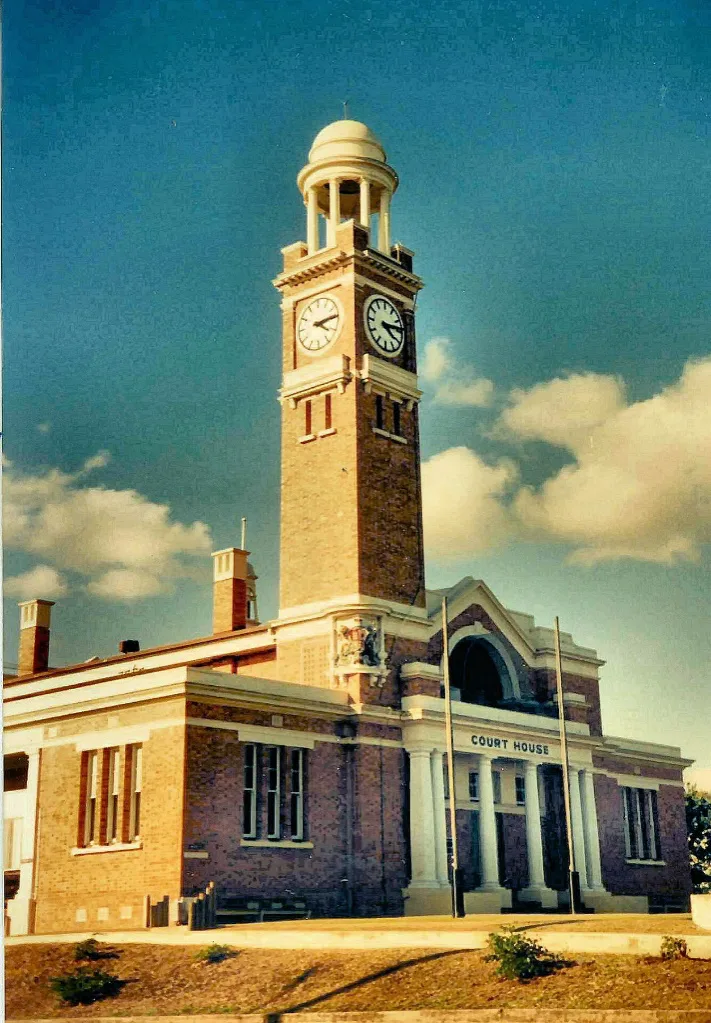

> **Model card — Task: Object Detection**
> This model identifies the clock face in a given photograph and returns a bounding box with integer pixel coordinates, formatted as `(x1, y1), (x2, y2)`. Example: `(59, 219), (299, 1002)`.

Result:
(297, 294), (342, 354)
(364, 294), (405, 357)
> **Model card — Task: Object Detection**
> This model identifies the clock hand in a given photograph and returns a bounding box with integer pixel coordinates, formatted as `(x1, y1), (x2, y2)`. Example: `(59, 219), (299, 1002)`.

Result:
(382, 321), (404, 340)
(313, 314), (338, 328)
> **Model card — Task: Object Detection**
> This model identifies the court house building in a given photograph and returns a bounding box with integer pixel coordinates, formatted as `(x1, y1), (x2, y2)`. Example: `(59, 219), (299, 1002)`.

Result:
(3, 121), (692, 934)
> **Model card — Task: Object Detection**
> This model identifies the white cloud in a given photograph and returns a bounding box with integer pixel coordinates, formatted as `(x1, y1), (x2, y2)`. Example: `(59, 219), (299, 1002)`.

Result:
(499, 372), (626, 449)
(4, 565), (68, 600)
(3, 454), (213, 601)
(420, 337), (494, 407)
(36, 422), (51, 435)
(422, 446), (518, 560)
(509, 357), (711, 564)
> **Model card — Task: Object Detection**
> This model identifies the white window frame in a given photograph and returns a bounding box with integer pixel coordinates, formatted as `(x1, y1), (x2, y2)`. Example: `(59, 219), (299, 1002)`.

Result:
(128, 745), (142, 841)
(84, 751), (99, 846)
(266, 746), (281, 840)
(242, 743), (258, 839)
(290, 748), (305, 840)
(515, 774), (526, 806)
(492, 770), (502, 805)
(106, 748), (120, 843)
(468, 771), (479, 801)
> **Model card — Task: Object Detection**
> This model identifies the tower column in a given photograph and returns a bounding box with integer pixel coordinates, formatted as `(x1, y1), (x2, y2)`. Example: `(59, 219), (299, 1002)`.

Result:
(408, 748), (437, 886)
(306, 187), (319, 254)
(431, 750), (449, 885)
(378, 189), (391, 252)
(518, 761), (558, 908)
(359, 178), (371, 228)
(327, 178), (340, 247)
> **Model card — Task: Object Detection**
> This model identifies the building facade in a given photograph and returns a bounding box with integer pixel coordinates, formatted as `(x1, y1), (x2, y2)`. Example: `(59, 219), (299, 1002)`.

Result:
(3, 121), (692, 935)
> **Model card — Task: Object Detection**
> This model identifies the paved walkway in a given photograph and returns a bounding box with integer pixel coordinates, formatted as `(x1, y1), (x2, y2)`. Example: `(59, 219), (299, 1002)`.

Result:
(10, 1012), (711, 1022)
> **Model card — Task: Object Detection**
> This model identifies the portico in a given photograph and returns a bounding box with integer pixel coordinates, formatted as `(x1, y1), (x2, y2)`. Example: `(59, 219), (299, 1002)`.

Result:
(402, 693), (611, 914)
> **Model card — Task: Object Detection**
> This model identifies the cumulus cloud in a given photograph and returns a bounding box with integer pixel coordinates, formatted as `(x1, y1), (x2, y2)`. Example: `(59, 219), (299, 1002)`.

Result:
(4, 565), (68, 600)
(3, 454), (212, 600)
(422, 446), (518, 559)
(420, 337), (494, 407)
(509, 358), (711, 564)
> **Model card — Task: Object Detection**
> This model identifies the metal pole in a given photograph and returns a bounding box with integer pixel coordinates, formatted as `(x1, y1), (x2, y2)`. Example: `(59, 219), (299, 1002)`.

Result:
(554, 616), (579, 914)
(442, 597), (465, 917)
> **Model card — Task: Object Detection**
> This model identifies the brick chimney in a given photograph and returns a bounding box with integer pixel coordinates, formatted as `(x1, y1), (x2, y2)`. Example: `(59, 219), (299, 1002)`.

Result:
(18, 599), (55, 676)
(211, 548), (249, 633)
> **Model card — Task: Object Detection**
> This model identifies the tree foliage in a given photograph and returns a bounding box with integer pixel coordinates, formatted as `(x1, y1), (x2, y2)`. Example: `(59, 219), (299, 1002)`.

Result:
(686, 785), (711, 893)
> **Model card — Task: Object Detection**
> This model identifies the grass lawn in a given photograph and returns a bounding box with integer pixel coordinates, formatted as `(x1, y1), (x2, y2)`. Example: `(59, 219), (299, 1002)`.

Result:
(6, 940), (711, 1018)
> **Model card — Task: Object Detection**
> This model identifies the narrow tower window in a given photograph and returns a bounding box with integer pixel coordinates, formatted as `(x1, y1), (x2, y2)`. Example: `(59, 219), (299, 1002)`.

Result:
(392, 400), (402, 437)
(304, 399), (312, 436)
(324, 392), (332, 430)
(375, 394), (385, 430)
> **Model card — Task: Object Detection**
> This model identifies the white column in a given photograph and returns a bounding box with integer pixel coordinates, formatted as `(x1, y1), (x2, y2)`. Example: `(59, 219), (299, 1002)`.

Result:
(477, 753), (500, 890)
(8, 750), (40, 935)
(327, 178), (340, 248)
(378, 189), (391, 252)
(581, 769), (605, 891)
(306, 187), (319, 254)
(408, 748), (437, 886)
(568, 767), (589, 890)
(524, 761), (546, 888)
(431, 750), (448, 886)
(359, 178), (371, 228)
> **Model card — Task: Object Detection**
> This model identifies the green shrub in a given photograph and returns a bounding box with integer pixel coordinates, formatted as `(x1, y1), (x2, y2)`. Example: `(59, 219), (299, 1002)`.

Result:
(193, 943), (237, 964)
(661, 935), (689, 960)
(50, 966), (123, 1005)
(73, 937), (102, 961)
(485, 927), (569, 982)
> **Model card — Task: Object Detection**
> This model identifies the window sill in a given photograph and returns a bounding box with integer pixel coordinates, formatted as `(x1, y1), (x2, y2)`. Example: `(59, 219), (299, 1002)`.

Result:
(625, 858), (666, 866)
(240, 839), (313, 849)
(318, 427), (337, 438)
(298, 433), (317, 444)
(72, 841), (141, 856)
(372, 427), (407, 444)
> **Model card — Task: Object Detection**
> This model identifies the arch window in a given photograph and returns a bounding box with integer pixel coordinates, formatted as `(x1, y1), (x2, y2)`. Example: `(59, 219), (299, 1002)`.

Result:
(449, 636), (515, 707)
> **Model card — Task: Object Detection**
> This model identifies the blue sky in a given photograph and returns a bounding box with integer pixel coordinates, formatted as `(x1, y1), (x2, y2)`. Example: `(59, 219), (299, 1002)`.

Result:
(3, 0), (710, 777)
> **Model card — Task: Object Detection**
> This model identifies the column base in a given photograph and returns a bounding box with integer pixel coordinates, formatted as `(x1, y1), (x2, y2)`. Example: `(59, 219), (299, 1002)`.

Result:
(464, 886), (512, 913)
(7, 896), (35, 936)
(402, 885), (453, 916)
(582, 890), (649, 914)
(518, 885), (559, 910)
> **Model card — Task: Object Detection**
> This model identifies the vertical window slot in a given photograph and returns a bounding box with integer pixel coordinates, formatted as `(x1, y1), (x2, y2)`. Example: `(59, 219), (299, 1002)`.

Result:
(106, 748), (120, 843)
(243, 743), (258, 838)
(128, 745), (142, 841)
(375, 394), (384, 430)
(304, 400), (312, 436)
(266, 746), (281, 840)
(290, 749), (305, 840)
(85, 751), (98, 846)
(324, 392), (332, 430)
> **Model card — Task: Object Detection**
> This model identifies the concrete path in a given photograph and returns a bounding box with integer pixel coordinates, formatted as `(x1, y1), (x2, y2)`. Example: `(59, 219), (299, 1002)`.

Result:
(9, 1012), (711, 1022)
(6, 923), (711, 958)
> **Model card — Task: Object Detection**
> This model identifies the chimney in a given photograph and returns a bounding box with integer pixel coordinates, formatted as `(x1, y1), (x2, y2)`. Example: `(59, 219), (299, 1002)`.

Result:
(212, 547), (249, 633)
(18, 599), (55, 676)
(119, 640), (140, 654)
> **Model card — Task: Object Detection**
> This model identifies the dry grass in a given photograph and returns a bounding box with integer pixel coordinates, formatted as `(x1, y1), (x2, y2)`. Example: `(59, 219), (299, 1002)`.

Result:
(5, 941), (711, 1018)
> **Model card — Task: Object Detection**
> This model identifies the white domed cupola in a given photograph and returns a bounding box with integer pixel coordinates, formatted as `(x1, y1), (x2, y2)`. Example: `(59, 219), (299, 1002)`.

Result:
(297, 119), (398, 255)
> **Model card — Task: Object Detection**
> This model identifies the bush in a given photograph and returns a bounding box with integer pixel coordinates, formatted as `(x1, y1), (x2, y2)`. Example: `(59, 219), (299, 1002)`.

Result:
(661, 935), (689, 960)
(486, 927), (569, 982)
(73, 937), (102, 962)
(50, 966), (123, 1005)
(193, 943), (237, 964)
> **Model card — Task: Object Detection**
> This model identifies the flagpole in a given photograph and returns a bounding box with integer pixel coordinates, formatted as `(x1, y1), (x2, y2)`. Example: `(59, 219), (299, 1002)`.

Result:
(554, 615), (580, 914)
(442, 597), (465, 917)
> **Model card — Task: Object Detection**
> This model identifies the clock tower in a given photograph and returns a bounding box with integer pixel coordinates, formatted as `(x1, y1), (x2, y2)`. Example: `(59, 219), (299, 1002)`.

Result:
(274, 120), (426, 636)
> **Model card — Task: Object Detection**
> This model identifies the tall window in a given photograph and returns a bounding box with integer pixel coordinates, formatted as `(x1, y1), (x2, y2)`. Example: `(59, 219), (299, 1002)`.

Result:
(290, 749), (305, 840)
(375, 394), (384, 430)
(324, 392), (333, 430)
(266, 746), (281, 839)
(468, 771), (479, 801)
(243, 743), (258, 838)
(492, 770), (502, 805)
(515, 775), (526, 806)
(128, 745), (142, 841)
(84, 751), (99, 845)
(392, 400), (402, 437)
(304, 399), (312, 435)
(622, 786), (660, 861)
(106, 748), (120, 843)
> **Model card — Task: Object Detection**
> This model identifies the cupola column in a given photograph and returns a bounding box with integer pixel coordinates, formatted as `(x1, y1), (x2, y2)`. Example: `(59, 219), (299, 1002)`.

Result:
(306, 187), (319, 254)
(359, 178), (371, 228)
(378, 189), (391, 252)
(327, 178), (340, 247)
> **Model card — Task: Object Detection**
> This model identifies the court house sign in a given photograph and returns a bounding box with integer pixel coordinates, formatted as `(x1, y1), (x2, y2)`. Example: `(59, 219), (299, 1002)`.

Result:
(472, 734), (552, 756)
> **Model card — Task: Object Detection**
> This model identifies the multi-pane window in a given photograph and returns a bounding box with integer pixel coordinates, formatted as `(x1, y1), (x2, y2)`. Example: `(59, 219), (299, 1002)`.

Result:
(84, 751), (99, 845)
(266, 746), (281, 839)
(105, 748), (120, 843)
(128, 745), (142, 841)
(492, 770), (502, 805)
(468, 771), (479, 801)
(290, 749), (305, 840)
(243, 743), (258, 838)
(515, 775), (526, 806)
(622, 786), (660, 861)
